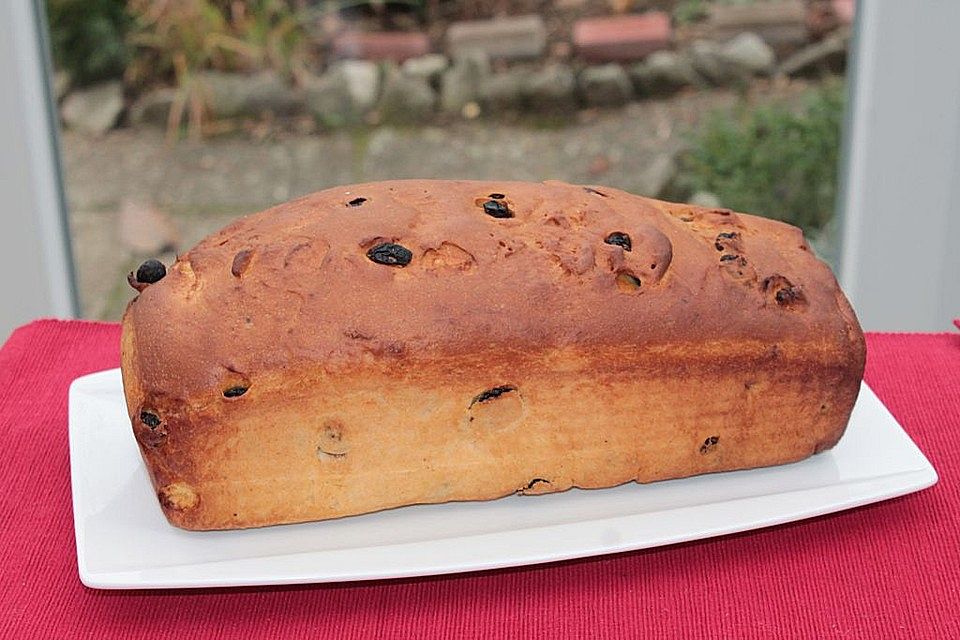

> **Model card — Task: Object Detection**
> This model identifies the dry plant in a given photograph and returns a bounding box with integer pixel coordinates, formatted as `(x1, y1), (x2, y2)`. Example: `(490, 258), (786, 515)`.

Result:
(126, 0), (307, 141)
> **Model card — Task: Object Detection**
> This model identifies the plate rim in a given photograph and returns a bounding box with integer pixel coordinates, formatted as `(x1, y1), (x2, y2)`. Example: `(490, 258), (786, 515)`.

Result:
(69, 369), (939, 589)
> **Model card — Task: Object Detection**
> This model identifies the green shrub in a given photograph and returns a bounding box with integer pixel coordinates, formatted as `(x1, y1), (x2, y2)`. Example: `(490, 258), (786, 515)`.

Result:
(675, 82), (846, 233)
(673, 0), (709, 25)
(46, 0), (131, 85)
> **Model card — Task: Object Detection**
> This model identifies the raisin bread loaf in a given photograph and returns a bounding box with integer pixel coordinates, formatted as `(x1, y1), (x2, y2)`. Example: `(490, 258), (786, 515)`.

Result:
(120, 180), (865, 530)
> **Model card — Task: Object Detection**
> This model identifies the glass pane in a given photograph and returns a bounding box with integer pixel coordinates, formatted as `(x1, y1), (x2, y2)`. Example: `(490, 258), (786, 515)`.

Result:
(46, 0), (853, 319)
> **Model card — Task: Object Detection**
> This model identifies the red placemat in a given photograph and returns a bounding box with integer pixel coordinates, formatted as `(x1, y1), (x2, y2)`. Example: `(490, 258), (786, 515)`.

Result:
(1, 319), (957, 639)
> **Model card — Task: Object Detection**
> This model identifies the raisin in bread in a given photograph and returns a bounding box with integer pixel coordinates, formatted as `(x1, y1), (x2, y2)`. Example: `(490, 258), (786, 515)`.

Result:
(120, 180), (865, 530)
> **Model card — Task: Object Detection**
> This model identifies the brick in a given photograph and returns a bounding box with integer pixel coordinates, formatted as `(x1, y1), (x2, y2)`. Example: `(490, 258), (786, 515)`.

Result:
(446, 15), (547, 61)
(572, 12), (672, 63)
(332, 31), (430, 63)
(707, 1), (808, 51)
(806, 3), (833, 37)
(833, 0), (855, 25)
(807, 0), (855, 38)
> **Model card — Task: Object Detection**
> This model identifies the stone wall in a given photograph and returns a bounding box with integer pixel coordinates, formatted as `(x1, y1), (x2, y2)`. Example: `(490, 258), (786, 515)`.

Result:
(59, 0), (854, 135)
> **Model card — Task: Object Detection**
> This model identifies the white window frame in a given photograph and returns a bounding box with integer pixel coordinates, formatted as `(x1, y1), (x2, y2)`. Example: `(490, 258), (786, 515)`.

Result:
(838, 0), (960, 331)
(1, 0), (957, 336)
(0, 0), (78, 339)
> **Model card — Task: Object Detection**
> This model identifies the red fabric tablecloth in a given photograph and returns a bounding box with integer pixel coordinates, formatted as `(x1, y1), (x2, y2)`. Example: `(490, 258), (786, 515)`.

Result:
(1, 319), (957, 639)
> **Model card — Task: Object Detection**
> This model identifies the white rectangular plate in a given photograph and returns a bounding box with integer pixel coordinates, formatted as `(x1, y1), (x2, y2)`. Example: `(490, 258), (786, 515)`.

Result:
(69, 369), (937, 589)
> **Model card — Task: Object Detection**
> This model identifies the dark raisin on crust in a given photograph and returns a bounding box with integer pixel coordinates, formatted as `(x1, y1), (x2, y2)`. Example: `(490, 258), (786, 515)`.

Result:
(488, 192), (506, 199)
(135, 259), (166, 284)
(347, 197), (367, 207)
(367, 242), (413, 266)
(223, 386), (249, 398)
(139, 411), (161, 428)
(470, 385), (517, 407)
(481, 199), (513, 219)
(231, 250), (253, 277)
(699, 436), (719, 454)
(604, 232), (632, 252)
(762, 275), (807, 308)
(775, 287), (802, 305)
(715, 232), (739, 251)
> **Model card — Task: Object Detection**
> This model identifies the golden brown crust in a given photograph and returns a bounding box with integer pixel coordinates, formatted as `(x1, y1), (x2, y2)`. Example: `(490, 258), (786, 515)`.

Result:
(120, 180), (865, 530)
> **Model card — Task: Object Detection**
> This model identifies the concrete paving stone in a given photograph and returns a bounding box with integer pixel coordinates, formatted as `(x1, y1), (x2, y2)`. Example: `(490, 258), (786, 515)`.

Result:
(446, 15), (547, 61)
(60, 130), (171, 211)
(154, 139), (296, 214)
(118, 199), (180, 254)
(287, 134), (358, 197)
(707, 0), (808, 53)
(69, 209), (130, 319)
(60, 81), (124, 136)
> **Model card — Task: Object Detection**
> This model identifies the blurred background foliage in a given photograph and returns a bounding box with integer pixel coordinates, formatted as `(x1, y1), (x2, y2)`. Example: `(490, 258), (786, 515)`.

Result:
(674, 80), (845, 233)
(47, 0), (131, 85)
(48, 0), (314, 89)
(124, 0), (308, 86)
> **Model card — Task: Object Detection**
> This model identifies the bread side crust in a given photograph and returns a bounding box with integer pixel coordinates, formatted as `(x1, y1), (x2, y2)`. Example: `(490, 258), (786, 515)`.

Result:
(124, 339), (862, 530)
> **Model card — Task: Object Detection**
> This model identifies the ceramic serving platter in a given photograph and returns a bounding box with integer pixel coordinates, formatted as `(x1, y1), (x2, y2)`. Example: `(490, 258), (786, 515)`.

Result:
(69, 369), (937, 589)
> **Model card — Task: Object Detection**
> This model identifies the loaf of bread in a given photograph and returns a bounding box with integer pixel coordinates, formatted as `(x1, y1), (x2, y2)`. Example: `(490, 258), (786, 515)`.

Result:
(120, 180), (865, 530)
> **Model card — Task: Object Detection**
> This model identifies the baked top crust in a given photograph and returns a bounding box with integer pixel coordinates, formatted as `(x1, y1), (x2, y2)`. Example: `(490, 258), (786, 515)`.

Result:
(123, 180), (863, 401)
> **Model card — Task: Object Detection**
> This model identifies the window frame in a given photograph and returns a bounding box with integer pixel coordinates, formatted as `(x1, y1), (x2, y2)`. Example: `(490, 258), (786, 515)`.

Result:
(0, 0), (78, 339)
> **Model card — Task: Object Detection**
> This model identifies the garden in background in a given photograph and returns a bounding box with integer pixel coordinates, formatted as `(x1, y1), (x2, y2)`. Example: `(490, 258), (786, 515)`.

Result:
(48, 0), (854, 319)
